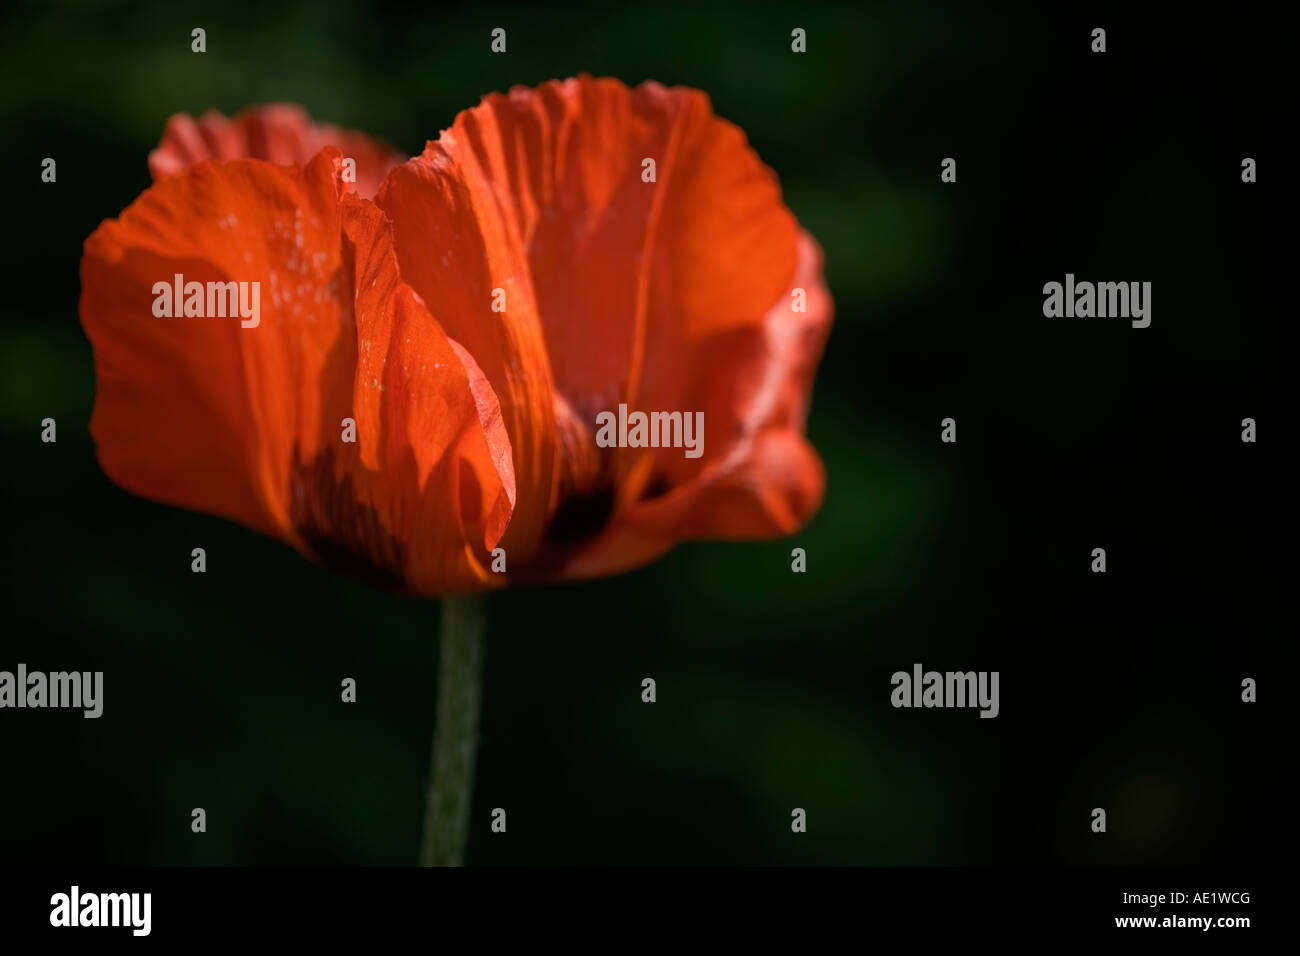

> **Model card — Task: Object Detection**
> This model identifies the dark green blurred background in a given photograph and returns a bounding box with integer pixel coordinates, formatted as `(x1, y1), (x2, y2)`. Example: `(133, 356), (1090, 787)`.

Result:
(0, 1), (1278, 864)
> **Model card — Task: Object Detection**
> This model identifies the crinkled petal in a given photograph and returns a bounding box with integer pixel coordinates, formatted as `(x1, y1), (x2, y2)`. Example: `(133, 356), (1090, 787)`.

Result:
(149, 104), (403, 199)
(80, 148), (513, 594)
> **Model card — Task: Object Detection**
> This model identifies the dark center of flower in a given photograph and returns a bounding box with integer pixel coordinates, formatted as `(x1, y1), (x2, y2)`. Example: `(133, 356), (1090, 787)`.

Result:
(290, 446), (408, 591)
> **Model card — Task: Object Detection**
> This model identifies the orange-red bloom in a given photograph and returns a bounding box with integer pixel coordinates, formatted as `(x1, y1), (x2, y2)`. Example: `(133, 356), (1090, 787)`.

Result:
(79, 77), (832, 594)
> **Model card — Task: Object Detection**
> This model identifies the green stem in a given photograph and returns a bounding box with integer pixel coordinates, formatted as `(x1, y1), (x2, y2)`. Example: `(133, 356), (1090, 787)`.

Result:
(419, 593), (486, 867)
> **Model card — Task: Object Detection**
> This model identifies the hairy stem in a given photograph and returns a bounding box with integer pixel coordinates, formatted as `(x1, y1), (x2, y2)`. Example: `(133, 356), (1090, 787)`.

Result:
(419, 593), (486, 867)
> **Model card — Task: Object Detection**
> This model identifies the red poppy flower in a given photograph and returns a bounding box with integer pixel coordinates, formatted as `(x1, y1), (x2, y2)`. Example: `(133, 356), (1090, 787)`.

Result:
(79, 77), (832, 595)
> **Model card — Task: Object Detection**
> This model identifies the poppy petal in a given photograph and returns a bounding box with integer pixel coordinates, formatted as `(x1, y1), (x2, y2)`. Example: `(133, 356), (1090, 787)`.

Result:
(149, 104), (403, 199)
(455, 78), (683, 420)
(561, 231), (832, 580)
(377, 130), (559, 561)
(80, 148), (513, 593)
(337, 195), (516, 591)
